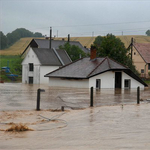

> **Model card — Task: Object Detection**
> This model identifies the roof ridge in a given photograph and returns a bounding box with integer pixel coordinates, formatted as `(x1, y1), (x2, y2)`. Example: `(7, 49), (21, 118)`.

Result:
(87, 57), (107, 78)
(106, 57), (111, 69)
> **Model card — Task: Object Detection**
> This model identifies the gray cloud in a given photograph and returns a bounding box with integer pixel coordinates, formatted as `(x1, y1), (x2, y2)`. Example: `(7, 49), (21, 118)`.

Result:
(1, 0), (150, 37)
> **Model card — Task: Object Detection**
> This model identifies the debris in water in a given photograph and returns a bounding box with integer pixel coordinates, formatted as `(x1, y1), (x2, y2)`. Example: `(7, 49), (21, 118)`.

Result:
(5, 123), (33, 132)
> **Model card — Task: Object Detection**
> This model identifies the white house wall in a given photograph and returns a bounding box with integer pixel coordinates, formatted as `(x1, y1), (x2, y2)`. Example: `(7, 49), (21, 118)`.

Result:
(22, 48), (41, 84)
(89, 71), (115, 88)
(48, 71), (145, 89)
(49, 78), (89, 88)
(40, 66), (59, 84)
(122, 72), (144, 89)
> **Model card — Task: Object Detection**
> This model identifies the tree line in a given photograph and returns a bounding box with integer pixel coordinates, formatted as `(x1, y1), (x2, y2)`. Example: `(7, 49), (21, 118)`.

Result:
(0, 28), (44, 50)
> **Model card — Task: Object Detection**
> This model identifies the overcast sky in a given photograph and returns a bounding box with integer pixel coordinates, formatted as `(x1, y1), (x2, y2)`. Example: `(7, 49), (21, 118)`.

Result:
(1, 0), (150, 37)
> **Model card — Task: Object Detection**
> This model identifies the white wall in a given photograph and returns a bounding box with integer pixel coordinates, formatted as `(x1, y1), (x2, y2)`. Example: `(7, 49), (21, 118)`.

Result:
(40, 66), (59, 84)
(49, 78), (89, 88)
(22, 48), (41, 84)
(89, 71), (115, 88)
(122, 72), (144, 89)
(48, 71), (145, 89)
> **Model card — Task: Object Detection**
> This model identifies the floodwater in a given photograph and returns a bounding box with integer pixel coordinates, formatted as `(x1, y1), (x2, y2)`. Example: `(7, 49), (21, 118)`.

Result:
(0, 83), (150, 111)
(1, 83), (150, 149)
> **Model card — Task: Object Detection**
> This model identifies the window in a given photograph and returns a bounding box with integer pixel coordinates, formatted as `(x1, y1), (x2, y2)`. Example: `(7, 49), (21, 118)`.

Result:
(124, 79), (131, 89)
(148, 64), (150, 70)
(29, 63), (34, 71)
(29, 77), (33, 84)
(96, 79), (101, 89)
(141, 69), (144, 73)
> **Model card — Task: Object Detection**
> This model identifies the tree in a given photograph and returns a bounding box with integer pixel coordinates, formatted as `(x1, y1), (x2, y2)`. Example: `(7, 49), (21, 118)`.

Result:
(146, 30), (150, 36)
(0, 31), (7, 49)
(93, 35), (103, 48)
(93, 34), (139, 75)
(59, 42), (86, 61)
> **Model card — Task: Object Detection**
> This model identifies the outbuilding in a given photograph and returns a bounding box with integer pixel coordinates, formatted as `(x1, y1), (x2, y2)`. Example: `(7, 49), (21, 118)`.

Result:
(45, 49), (147, 89)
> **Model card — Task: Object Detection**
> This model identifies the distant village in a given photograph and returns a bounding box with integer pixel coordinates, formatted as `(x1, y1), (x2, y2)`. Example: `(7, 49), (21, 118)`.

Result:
(21, 29), (150, 89)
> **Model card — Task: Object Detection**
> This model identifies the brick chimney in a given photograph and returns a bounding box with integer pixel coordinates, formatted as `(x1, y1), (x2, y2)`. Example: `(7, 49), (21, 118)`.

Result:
(90, 46), (97, 60)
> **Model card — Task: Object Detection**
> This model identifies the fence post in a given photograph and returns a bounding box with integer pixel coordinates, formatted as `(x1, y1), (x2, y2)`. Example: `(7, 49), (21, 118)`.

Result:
(36, 88), (45, 111)
(36, 88), (41, 111)
(90, 87), (93, 107)
(137, 86), (140, 104)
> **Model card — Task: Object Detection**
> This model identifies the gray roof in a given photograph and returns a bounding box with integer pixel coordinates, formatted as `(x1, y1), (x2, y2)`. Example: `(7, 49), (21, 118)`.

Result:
(33, 39), (89, 53)
(32, 48), (71, 66)
(45, 57), (147, 86)
(45, 57), (127, 78)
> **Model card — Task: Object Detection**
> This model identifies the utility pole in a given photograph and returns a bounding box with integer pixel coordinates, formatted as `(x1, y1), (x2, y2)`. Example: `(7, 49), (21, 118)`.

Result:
(49, 27), (52, 49)
(131, 37), (133, 61)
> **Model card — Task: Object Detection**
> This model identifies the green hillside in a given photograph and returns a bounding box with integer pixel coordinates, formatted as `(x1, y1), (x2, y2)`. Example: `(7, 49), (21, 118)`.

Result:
(1, 35), (150, 55)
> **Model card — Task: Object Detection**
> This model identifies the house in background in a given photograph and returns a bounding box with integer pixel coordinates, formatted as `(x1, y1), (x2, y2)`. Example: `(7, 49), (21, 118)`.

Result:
(128, 40), (150, 78)
(45, 48), (147, 89)
(21, 38), (89, 57)
(22, 47), (71, 84)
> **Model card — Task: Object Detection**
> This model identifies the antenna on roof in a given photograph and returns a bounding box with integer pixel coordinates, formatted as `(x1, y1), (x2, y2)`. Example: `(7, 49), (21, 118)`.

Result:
(49, 27), (52, 49)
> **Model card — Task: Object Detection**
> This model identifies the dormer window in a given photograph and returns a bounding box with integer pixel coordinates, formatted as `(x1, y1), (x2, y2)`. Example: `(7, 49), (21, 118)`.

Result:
(29, 63), (34, 71)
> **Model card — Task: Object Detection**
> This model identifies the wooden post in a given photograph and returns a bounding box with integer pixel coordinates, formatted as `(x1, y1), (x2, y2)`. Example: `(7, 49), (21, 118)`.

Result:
(90, 87), (93, 107)
(36, 88), (41, 111)
(137, 86), (140, 104)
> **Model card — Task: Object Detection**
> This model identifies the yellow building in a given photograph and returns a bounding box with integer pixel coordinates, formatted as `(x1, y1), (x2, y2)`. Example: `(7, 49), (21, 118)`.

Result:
(128, 42), (150, 78)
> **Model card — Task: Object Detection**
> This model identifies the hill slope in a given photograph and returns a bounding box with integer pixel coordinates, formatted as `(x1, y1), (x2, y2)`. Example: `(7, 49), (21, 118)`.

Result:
(1, 35), (150, 55)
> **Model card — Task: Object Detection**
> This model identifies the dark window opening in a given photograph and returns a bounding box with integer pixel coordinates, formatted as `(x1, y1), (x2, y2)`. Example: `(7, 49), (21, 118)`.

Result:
(96, 79), (101, 89)
(29, 77), (33, 84)
(29, 63), (34, 71)
(124, 79), (131, 89)
(141, 69), (144, 73)
(148, 64), (150, 70)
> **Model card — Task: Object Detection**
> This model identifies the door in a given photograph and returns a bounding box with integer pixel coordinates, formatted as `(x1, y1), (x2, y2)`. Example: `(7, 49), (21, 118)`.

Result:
(96, 79), (101, 89)
(115, 72), (122, 88)
(29, 77), (33, 84)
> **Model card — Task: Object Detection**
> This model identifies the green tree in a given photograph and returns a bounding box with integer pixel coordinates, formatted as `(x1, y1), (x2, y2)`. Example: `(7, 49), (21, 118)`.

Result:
(146, 30), (150, 36)
(0, 31), (7, 49)
(59, 42), (86, 61)
(93, 35), (103, 48)
(93, 34), (139, 75)
(34, 32), (43, 37)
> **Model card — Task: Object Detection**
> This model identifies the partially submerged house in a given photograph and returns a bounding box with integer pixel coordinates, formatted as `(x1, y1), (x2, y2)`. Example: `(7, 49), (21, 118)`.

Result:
(22, 47), (71, 84)
(45, 48), (147, 89)
(128, 41), (150, 78)
(21, 38), (89, 57)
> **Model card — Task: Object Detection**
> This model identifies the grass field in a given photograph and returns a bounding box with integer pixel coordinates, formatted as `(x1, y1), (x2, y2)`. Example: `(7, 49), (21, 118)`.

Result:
(0, 35), (150, 56)
(0, 55), (22, 81)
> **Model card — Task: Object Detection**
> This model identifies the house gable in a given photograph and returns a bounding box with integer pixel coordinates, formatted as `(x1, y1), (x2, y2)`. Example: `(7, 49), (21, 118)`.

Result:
(22, 48), (41, 65)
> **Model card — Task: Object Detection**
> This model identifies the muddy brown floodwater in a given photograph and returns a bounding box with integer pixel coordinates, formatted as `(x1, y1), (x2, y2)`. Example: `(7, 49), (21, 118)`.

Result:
(0, 83), (150, 149)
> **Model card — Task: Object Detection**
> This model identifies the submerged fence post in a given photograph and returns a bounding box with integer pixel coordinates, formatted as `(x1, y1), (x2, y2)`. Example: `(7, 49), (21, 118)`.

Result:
(36, 88), (45, 111)
(137, 86), (140, 104)
(90, 87), (94, 107)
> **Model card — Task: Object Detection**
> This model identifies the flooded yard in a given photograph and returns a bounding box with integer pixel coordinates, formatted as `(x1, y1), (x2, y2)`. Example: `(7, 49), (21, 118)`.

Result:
(0, 83), (150, 149)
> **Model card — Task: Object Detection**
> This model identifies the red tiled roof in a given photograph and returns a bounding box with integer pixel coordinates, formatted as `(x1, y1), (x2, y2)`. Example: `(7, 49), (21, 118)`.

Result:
(133, 43), (150, 63)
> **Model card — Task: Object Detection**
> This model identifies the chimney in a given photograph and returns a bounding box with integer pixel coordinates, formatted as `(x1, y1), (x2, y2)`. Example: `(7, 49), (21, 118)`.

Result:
(90, 46), (97, 60)
(49, 27), (52, 49)
(68, 34), (70, 42)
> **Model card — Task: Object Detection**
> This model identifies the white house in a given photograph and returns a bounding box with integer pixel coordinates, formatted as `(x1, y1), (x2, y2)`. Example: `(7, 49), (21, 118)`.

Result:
(45, 48), (147, 89)
(22, 47), (71, 84)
